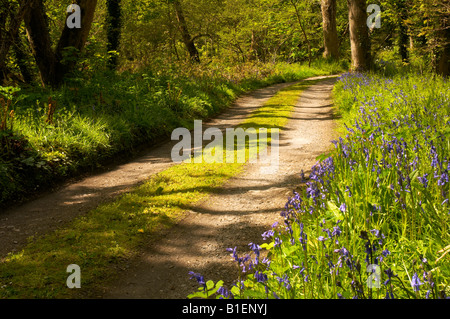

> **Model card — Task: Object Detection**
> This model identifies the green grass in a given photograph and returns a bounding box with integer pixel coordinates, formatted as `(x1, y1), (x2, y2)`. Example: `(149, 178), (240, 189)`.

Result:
(0, 78), (319, 298)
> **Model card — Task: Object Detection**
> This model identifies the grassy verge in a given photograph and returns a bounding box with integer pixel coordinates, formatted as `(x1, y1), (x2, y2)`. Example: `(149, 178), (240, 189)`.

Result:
(0, 78), (320, 298)
(0, 61), (345, 207)
(187, 71), (450, 300)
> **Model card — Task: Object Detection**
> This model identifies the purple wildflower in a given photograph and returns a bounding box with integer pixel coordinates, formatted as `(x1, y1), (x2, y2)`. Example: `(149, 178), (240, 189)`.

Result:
(188, 271), (206, 290)
(411, 272), (423, 292)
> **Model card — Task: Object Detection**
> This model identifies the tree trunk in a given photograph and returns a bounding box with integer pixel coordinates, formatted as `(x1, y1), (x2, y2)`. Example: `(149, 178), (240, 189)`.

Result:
(437, 24), (450, 77)
(23, 0), (97, 87)
(248, 30), (257, 61)
(106, 0), (122, 69)
(13, 32), (34, 84)
(173, 0), (200, 63)
(347, 0), (372, 71)
(23, 0), (59, 86)
(321, 0), (339, 59)
(290, 0), (311, 67)
(398, 0), (409, 63)
(0, 0), (32, 83)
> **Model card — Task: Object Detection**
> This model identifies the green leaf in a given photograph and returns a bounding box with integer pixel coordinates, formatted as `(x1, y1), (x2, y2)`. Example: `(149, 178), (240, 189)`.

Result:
(327, 201), (344, 221)
(260, 242), (274, 250)
(206, 280), (215, 291)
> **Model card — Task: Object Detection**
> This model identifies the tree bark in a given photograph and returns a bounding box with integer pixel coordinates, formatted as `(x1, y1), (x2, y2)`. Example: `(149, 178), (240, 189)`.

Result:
(0, 0), (32, 83)
(13, 32), (34, 84)
(23, 0), (97, 87)
(437, 25), (450, 77)
(106, 0), (122, 69)
(398, 0), (409, 63)
(347, 0), (372, 71)
(173, 0), (200, 63)
(321, 0), (339, 59)
(290, 0), (311, 67)
(23, 0), (58, 86)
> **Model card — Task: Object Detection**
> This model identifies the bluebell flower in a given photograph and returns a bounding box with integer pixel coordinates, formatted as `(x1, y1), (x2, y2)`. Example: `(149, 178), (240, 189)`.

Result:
(322, 227), (332, 239)
(226, 247), (239, 262)
(418, 173), (429, 188)
(261, 229), (274, 240)
(217, 286), (232, 299)
(249, 242), (261, 258)
(411, 272), (423, 292)
(438, 170), (448, 186)
(274, 237), (282, 247)
(188, 271), (206, 290)
(276, 274), (291, 290)
(382, 248), (391, 257)
(255, 271), (268, 284)
(345, 186), (352, 197)
(300, 170), (306, 181)
(332, 226), (342, 237)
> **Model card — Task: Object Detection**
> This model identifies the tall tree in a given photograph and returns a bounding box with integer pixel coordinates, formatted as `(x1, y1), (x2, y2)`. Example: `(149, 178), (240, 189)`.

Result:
(321, 0), (339, 59)
(172, 0), (200, 62)
(106, 0), (122, 70)
(397, 0), (409, 63)
(23, 0), (98, 87)
(0, 0), (32, 83)
(437, 17), (449, 77)
(289, 0), (312, 67)
(347, 0), (372, 71)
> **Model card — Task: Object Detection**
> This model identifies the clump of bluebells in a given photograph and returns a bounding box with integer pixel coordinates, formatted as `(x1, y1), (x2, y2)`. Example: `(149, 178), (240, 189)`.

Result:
(188, 72), (450, 299)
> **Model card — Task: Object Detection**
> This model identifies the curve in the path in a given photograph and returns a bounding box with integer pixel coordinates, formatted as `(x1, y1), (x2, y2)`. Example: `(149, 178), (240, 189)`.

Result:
(99, 77), (338, 299)
(0, 79), (321, 259)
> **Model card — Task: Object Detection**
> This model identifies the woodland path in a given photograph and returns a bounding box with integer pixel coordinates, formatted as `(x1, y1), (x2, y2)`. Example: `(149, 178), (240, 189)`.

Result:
(99, 76), (339, 299)
(0, 79), (300, 258)
(0, 76), (338, 299)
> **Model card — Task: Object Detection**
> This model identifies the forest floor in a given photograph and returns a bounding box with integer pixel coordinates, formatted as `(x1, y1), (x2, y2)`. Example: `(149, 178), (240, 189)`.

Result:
(0, 75), (338, 298)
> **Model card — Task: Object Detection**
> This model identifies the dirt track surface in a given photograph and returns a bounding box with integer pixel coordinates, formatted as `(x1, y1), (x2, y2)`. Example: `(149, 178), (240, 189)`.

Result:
(99, 76), (339, 299)
(0, 78), (316, 259)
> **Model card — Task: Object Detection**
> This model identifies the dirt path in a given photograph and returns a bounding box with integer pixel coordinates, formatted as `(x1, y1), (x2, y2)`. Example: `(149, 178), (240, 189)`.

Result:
(0, 77), (331, 259)
(99, 77), (339, 299)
